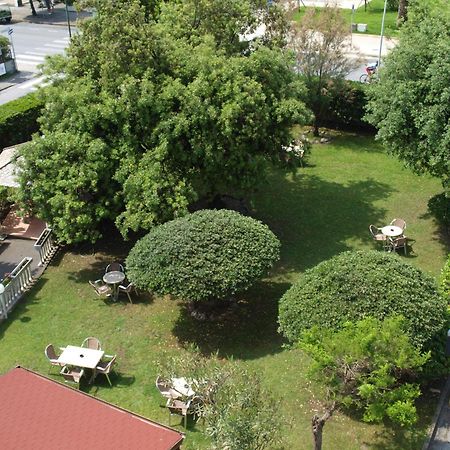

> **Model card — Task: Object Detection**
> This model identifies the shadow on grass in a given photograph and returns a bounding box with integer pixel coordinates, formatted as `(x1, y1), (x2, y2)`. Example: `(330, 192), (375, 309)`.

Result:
(172, 281), (290, 360)
(83, 372), (136, 395)
(251, 170), (394, 275)
(0, 277), (48, 339)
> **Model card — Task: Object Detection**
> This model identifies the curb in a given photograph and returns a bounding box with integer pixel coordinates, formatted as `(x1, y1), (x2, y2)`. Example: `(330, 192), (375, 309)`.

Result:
(422, 376), (450, 450)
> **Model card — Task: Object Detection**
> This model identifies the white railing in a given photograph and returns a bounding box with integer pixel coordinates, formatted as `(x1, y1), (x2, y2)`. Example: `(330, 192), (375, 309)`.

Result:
(0, 257), (33, 319)
(34, 228), (55, 266)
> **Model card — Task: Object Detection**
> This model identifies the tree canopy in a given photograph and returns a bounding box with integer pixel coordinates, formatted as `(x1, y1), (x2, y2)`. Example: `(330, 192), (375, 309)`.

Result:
(126, 209), (280, 303)
(17, 0), (308, 243)
(300, 317), (429, 450)
(365, 0), (450, 193)
(278, 250), (446, 349)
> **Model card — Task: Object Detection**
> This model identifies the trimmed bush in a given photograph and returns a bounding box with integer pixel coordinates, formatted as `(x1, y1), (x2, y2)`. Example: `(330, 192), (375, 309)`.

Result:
(126, 209), (280, 302)
(278, 250), (446, 348)
(0, 94), (42, 148)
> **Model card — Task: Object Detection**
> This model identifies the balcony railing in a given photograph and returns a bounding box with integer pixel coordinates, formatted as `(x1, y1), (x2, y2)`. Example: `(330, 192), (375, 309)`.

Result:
(0, 257), (33, 319)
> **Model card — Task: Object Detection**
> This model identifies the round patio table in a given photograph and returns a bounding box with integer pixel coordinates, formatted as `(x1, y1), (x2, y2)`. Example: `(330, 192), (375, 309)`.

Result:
(103, 271), (125, 300)
(381, 225), (403, 237)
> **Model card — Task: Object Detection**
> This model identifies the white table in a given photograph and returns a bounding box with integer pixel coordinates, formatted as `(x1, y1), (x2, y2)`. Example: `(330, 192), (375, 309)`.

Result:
(58, 345), (104, 370)
(103, 271), (125, 300)
(381, 225), (403, 237)
(171, 377), (196, 398)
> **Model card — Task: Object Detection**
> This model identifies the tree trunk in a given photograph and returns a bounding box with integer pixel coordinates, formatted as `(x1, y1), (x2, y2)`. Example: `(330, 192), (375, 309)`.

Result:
(397, 0), (408, 26)
(311, 403), (336, 450)
(313, 120), (320, 137)
(29, 0), (37, 16)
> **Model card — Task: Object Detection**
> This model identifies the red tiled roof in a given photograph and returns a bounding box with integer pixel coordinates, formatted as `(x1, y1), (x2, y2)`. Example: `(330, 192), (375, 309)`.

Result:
(0, 367), (184, 450)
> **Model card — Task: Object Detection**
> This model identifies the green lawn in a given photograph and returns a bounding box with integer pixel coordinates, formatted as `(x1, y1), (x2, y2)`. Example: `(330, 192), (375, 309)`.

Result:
(0, 132), (447, 449)
(292, 0), (399, 37)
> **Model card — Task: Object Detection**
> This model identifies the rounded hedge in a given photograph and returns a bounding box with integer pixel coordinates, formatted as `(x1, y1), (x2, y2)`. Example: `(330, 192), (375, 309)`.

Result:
(278, 250), (446, 348)
(126, 209), (280, 302)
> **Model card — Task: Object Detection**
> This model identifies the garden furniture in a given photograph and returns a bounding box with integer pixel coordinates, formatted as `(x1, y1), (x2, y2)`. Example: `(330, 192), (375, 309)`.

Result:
(390, 218), (406, 231)
(60, 366), (84, 388)
(118, 282), (135, 303)
(171, 377), (196, 398)
(156, 376), (182, 400)
(103, 271), (125, 301)
(166, 396), (202, 428)
(81, 337), (102, 351)
(105, 262), (124, 273)
(388, 236), (408, 255)
(95, 354), (117, 386)
(44, 344), (65, 369)
(89, 279), (112, 297)
(369, 225), (386, 242)
(381, 225), (403, 238)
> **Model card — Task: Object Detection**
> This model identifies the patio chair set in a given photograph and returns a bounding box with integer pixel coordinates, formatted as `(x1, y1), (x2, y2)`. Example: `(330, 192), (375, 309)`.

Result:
(44, 337), (117, 388)
(155, 376), (205, 428)
(89, 262), (136, 303)
(369, 218), (409, 255)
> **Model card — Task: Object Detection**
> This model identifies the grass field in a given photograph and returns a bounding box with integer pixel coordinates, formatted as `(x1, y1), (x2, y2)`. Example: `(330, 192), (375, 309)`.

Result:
(292, 0), (399, 37)
(0, 132), (447, 449)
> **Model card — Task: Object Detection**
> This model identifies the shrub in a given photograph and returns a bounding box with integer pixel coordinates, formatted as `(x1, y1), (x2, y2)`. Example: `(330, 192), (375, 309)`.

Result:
(0, 94), (42, 148)
(126, 209), (280, 302)
(441, 255), (450, 301)
(278, 250), (446, 348)
(301, 77), (375, 132)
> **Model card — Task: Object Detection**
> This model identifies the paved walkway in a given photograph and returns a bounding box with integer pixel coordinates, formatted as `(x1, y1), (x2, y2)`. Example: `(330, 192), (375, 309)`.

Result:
(0, 236), (41, 278)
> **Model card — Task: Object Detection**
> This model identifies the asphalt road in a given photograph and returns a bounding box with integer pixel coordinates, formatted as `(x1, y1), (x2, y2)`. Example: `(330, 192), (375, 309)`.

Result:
(0, 22), (73, 104)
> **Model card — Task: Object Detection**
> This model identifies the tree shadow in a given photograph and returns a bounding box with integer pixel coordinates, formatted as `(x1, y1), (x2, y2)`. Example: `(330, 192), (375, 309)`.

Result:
(251, 170), (395, 275)
(172, 281), (290, 360)
(0, 277), (48, 339)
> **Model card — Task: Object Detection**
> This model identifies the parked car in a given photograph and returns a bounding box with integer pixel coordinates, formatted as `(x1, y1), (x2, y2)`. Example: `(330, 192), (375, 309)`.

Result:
(0, 4), (12, 24)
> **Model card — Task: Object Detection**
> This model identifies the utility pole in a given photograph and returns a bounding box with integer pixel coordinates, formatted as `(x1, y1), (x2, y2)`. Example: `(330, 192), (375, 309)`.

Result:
(65, 2), (72, 39)
(378, 0), (388, 68)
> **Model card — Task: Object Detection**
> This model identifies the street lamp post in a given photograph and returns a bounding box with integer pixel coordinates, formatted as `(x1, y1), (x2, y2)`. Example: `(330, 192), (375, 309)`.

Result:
(378, 0), (388, 68)
(65, 2), (72, 39)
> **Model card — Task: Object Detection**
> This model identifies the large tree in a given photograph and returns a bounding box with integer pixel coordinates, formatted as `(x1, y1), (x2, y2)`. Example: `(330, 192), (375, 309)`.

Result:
(290, 6), (358, 136)
(17, 0), (308, 243)
(366, 0), (450, 194)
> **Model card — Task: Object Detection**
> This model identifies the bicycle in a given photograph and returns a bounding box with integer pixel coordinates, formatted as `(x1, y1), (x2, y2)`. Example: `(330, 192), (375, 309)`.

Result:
(360, 62), (378, 84)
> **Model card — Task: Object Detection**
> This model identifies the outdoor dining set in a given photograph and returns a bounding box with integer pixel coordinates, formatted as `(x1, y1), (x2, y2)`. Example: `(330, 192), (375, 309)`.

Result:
(369, 218), (409, 254)
(45, 337), (117, 388)
(156, 376), (212, 427)
(89, 262), (136, 303)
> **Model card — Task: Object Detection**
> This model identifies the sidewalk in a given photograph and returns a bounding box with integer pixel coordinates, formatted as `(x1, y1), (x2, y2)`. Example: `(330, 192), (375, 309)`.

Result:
(348, 32), (398, 58)
(5, 1), (92, 26)
(0, 71), (35, 92)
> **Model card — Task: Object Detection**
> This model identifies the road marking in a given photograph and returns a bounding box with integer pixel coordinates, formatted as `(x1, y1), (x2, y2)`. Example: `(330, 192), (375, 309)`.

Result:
(25, 51), (48, 56)
(53, 39), (70, 44)
(16, 54), (46, 62)
(44, 43), (67, 48)
(18, 76), (46, 90)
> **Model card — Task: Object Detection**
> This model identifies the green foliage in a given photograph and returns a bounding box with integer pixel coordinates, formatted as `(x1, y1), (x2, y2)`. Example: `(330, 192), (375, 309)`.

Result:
(0, 94), (42, 148)
(301, 78), (375, 132)
(365, 0), (450, 193)
(428, 193), (450, 228)
(291, 6), (358, 135)
(0, 36), (11, 61)
(441, 255), (450, 301)
(278, 250), (446, 348)
(157, 349), (284, 450)
(126, 209), (280, 302)
(18, 0), (308, 243)
(300, 317), (429, 427)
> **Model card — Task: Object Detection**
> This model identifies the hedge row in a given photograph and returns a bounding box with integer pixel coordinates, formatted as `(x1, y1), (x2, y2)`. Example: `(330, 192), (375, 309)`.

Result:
(0, 93), (42, 148)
